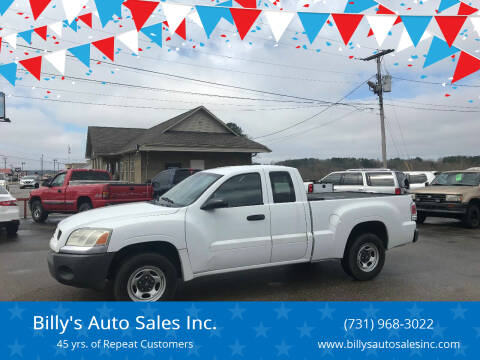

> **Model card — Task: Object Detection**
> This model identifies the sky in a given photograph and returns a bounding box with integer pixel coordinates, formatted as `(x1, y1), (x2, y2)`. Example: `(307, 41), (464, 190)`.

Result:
(1, 0), (480, 171)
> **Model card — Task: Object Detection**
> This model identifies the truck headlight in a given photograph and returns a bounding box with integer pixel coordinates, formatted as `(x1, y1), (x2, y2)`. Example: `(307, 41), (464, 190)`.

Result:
(445, 195), (462, 202)
(66, 228), (111, 248)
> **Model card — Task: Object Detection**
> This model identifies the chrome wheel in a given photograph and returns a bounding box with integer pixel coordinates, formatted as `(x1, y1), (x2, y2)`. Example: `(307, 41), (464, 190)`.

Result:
(356, 243), (379, 272)
(127, 266), (166, 302)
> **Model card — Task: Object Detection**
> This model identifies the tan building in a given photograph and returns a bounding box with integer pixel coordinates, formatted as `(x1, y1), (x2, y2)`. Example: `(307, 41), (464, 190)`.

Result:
(85, 106), (271, 183)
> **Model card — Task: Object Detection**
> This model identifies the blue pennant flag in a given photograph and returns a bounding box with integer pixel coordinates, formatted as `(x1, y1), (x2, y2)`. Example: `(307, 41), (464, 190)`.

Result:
(140, 23), (163, 48)
(63, 19), (78, 32)
(0, 63), (17, 86)
(18, 30), (33, 45)
(401, 16), (432, 47)
(344, 0), (377, 13)
(438, 0), (460, 13)
(298, 12), (329, 44)
(0, 0), (14, 15)
(95, 0), (124, 27)
(196, 5), (232, 38)
(216, 0), (233, 24)
(68, 44), (91, 68)
(424, 36), (460, 68)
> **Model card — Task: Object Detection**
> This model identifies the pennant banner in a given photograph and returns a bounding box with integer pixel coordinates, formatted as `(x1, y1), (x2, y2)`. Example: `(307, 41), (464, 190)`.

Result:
(424, 36), (460, 68)
(297, 12), (329, 44)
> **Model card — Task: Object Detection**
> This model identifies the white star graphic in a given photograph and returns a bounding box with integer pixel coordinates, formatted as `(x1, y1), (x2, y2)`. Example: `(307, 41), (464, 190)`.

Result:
(318, 303), (335, 320)
(362, 303), (380, 319)
(451, 304), (467, 320)
(229, 339), (245, 356)
(229, 303), (246, 319)
(96, 303), (113, 318)
(8, 303), (25, 320)
(253, 322), (270, 338)
(52, 303), (69, 318)
(185, 303), (201, 318)
(274, 303), (291, 319)
(275, 340), (292, 356)
(8, 340), (24, 357)
(297, 321), (314, 338)
(406, 303), (424, 317)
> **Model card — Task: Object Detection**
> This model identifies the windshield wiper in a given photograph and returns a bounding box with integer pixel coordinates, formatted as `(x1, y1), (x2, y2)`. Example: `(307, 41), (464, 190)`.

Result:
(160, 196), (175, 205)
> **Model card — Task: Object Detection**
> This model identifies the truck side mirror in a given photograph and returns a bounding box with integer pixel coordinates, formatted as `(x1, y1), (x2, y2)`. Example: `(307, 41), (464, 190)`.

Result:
(41, 179), (51, 187)
(201, 198), (228, 210)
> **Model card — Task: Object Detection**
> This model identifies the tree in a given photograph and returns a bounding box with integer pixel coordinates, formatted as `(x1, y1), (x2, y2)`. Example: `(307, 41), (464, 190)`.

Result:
(226, 122), (247, 137)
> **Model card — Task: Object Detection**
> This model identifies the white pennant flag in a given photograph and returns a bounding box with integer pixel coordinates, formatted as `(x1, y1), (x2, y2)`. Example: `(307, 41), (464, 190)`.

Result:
(44, 50), (67, 74)
(162, 3), (191, 33)
(188, 10), (203, 28)
(264, 10), (294, 43)
(366, 15), (397, 46)
(117, 30), (139, 55)
(62, 0), (89, 24)
(5, 33), (17, 49)
(470, 17), (480, 36)
(48, 21), (63, 38)
(397, 28), (432, 52)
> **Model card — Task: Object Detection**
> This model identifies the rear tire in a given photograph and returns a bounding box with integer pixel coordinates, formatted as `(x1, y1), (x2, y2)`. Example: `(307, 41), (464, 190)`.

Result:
(6, 221), (19, 237)
(343, 233), (385, 281)
(31, 200), (48, 223)
(78, 202), (93, 212)
(416, 212), (426, 224)
(113, 253), (177, 301)
(463, 204), (480, 229)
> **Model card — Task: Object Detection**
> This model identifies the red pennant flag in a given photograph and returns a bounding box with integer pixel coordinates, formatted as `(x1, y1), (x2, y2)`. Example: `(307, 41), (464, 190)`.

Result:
(377, 5), (395, 14)
(123, 0), (159, 31)
(332, 14), (364, 45)
(452, 51), (480, 83)
(34, 25), (48, 41)
(78, 13), (93, 28)
(230, 8), (262, 40)
(367, 28), (374, 37)
(458, 2), (478, 15)
(435, 16), (467, 47)
(92, 37), (115, 61)
(175, 19), (186, 40)
(394, 16), (402, 25)
(235, 0), (257, 8)
(29, 0), (52, 20)
(20, 56), (42, 80)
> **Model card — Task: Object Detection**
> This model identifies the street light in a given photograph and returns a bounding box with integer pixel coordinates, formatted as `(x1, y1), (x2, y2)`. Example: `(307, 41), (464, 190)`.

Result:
(0, 92), (11, 123)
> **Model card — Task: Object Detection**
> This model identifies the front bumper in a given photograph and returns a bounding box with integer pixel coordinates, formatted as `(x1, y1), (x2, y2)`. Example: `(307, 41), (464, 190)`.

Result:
(47, 251), (115, 290)
(415, 201), (467, 215)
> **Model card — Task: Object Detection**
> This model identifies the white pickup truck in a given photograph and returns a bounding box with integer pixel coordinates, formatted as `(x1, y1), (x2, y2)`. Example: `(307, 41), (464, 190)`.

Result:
(48, 165), (418, 301)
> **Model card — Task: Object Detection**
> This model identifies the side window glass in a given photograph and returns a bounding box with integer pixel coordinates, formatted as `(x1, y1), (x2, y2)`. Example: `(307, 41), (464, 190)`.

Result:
(367, 173), (395, 186)
(51, 173), (66, 187)
(321, 173), (341, 185)
(269, 171), (296, 203)
(210, 173), (263, 208)
(341, 173), (362, 185)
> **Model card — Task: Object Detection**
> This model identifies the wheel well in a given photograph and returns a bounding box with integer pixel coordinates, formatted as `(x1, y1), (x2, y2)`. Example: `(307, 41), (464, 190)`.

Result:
(468, 198), (480, 208)
(77, 196), (92, 209)
(343, 221), (388, 257)
(108, 241), (183, 280)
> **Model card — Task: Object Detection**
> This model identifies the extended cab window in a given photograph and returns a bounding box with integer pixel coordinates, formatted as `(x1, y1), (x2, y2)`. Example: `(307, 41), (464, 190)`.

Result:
(210, 173), (263, 208)
(320, 173), (341, 185)
(70, 171), (110, 181)
(269, 171), (296, 203)
(366, 173), (395, 186)
(51, 173), (66, 187)
(341, 172), (363, 185)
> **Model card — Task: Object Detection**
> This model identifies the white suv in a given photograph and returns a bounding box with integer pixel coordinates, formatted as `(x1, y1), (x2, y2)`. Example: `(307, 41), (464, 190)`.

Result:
(318, 169), (409, 194)
(405, 171), (438, 190)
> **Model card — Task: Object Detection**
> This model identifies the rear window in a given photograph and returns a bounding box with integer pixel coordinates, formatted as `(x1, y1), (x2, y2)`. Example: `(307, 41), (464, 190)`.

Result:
(341, 172), (363, 185)
(269, 171), (296, 203)
(408, 174), (428, 184)
(70, 171), (110, 181)
(320, 173), (342, 185)
(366, 172), (395, 186)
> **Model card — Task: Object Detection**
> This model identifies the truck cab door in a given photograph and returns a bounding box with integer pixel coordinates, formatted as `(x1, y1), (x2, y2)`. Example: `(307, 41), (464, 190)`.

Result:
(42, 172), (67, 211)
(267, 171), (309, 262)
(184, 171), (272, 274)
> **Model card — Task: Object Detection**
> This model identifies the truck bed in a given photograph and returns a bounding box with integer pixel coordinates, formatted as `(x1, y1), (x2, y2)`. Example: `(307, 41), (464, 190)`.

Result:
(308, 191), (395, 201)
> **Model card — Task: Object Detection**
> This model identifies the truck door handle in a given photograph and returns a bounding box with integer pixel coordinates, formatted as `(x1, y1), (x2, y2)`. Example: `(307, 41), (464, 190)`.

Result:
(129, 187), (134, 190)
(57, 190), (62, 193)
(247, 214), (265, 221)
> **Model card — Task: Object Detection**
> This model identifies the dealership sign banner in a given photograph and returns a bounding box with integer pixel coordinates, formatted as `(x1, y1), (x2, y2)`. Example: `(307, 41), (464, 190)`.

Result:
(1, 301), (478, 359)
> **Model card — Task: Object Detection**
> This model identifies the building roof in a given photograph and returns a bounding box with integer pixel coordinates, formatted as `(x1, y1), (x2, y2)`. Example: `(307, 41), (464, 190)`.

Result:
(86, 106), (270, 157)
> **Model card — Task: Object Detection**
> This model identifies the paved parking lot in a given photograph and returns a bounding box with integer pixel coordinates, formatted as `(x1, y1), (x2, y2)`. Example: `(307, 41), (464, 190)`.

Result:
(1, 212), (479, 301)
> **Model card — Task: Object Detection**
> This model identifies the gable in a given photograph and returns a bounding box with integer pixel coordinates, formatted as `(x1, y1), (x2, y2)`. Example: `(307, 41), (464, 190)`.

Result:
(167, 110), (230, 134)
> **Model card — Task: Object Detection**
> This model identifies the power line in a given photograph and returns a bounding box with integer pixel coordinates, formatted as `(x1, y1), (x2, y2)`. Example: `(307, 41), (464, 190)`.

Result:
(392, 75), (480, 88)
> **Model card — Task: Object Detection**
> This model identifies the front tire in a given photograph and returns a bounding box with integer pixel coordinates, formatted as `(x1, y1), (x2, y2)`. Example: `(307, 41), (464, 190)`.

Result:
(113, 253), (177, 301)
(343, 233), (385, 281)
(78, 202), (93, 212)
(463, 204), (480, 229)
(31, 200), (48, 223)
(6, 221), (19, 237)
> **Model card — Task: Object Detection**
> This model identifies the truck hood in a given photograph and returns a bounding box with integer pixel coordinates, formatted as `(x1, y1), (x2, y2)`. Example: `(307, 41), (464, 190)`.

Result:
(411, 186), (477, 195)
(58, 202), (179, 229)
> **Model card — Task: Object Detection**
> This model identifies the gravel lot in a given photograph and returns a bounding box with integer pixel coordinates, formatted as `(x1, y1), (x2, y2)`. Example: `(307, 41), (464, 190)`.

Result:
(1, 207), (479, 301)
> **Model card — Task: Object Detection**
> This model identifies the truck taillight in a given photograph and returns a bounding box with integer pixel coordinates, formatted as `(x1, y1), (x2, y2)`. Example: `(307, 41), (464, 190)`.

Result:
(411, 203), (417, 221)
(308, 183), (313, 193)
(395, 188), (401, 195)
(102, 186), (110, 199)
(0, 200), (17, 206)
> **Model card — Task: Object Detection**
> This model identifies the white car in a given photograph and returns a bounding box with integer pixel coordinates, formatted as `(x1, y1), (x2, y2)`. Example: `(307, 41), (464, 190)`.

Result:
(317, 169), (409, 194)
(0, 173), (7, 190)
(405, 171), (438, 190)
(19, 175), (40, 189)
(48, 165), (418, 301)
(0, 186), (20, 236)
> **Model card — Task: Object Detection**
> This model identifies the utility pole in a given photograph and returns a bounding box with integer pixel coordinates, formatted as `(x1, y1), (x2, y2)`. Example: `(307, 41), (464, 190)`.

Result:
(40, 154), (44, 177)
(21, 162), (25, 171)
(3, 156), (6, 170)
(53, 159), (58, 174)
(360, 49), (394, 168)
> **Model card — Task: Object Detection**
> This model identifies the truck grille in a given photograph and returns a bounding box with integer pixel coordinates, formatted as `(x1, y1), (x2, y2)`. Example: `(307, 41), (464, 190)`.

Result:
(415, 194), (446, 203)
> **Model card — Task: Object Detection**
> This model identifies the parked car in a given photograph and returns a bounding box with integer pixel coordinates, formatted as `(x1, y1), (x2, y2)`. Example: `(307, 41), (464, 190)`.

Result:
(47, 165), (418, 301)
(152, 168), (200, 200)
(314, 169), (409, 194)
(0, 173), (8, 190)
(19, 175), (40, 189)
(29, 169), (153, 223)
(411, 169), (480, 228)
(0, 186), (20, 237)
(405, 171), (438, 190)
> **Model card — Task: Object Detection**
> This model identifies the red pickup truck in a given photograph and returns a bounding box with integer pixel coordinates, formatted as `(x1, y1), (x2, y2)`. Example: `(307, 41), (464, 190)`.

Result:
(29, 169), (153, 223)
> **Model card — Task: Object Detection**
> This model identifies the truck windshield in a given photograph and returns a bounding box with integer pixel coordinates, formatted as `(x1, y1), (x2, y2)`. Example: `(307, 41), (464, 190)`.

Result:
(431, 172), (480, 186)
(155, 172), (222, 207)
